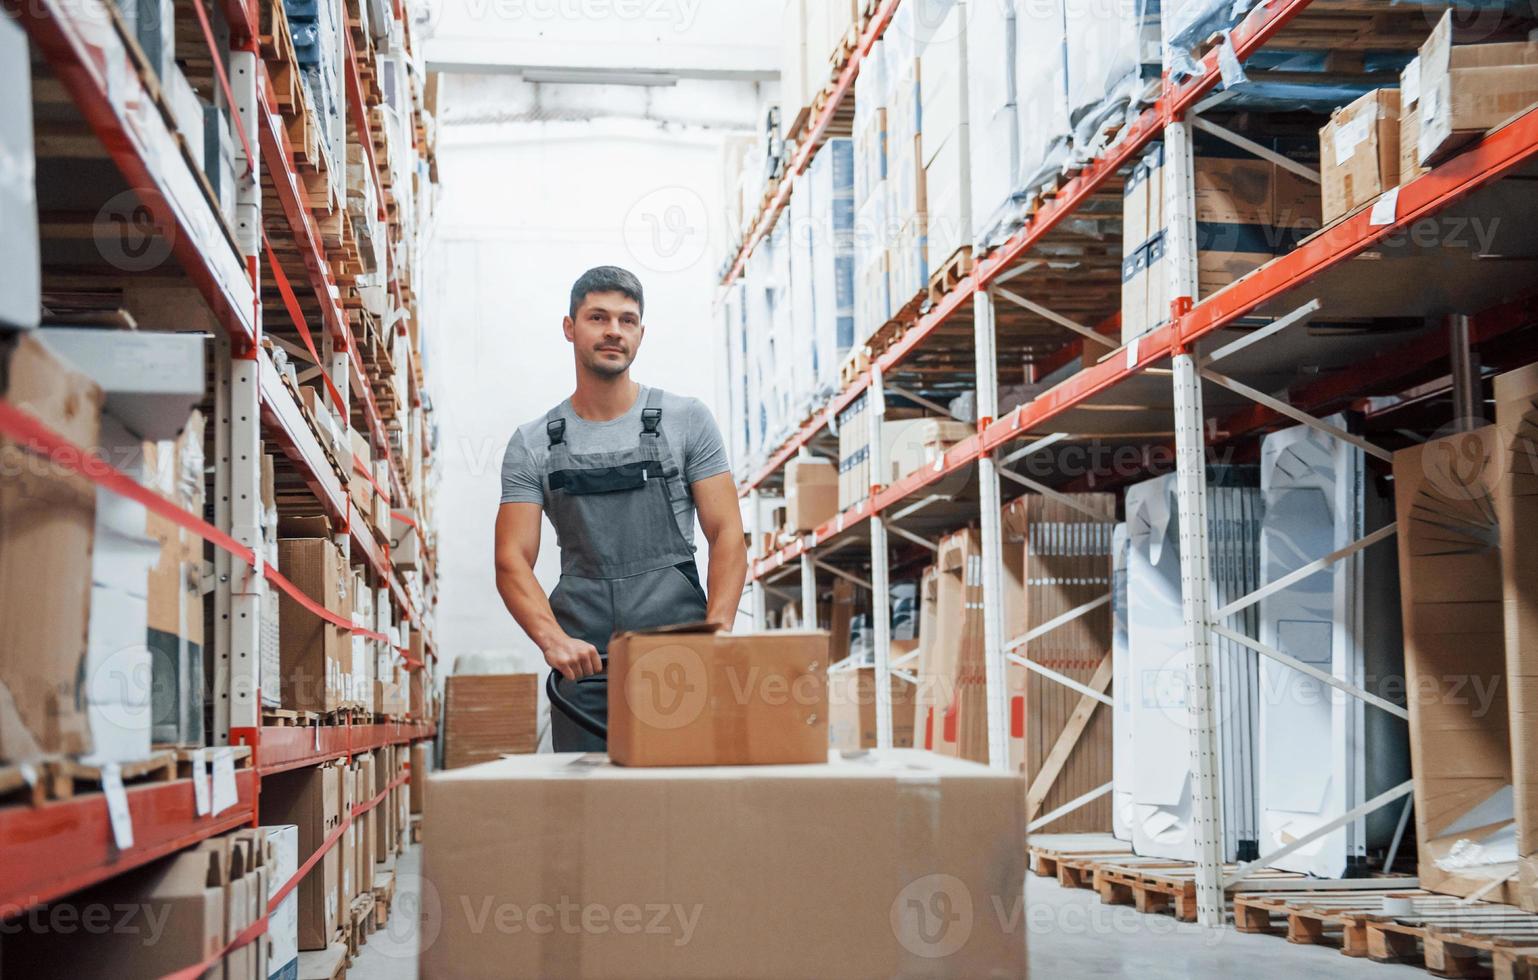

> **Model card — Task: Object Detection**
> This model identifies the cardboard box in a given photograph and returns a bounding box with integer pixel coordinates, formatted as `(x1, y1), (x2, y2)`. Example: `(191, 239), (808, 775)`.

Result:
(0, 842), (226, 977)
(0, 335), (101, 762)
(784, 456), (838, 533)
(1495, 363), (1538, 912)
(1394, 428), (1521, 906)
(410, 741), (428, 814)
(1321, 88), (1401, 223)
(442, 674), (538, 769)
(37, 328), (204, 441)
(828, 667), (915, 749)
(277, 537), (349, 713)
(607, 626), (829, 766)
(260, 762), (343, 949)
(147, 412), (206, 747)
(263, 825), (301, 980)
(421, 750), (1027, 979)
(1400, 57), (1430, 184)
(916, 529), (983, 761)
(389, 507), (420, 570)
(1417, 10), (1538, 166)
(349, 428), (374, 526)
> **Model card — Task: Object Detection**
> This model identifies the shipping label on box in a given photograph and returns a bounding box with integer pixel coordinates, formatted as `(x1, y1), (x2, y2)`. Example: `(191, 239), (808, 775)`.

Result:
(607, 625), (829, 766)
(1321, 88), (1401, 223)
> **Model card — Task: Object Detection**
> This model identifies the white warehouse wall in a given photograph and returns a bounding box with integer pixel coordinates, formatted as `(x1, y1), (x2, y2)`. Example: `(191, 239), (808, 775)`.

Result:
(422, 77), (759, 676)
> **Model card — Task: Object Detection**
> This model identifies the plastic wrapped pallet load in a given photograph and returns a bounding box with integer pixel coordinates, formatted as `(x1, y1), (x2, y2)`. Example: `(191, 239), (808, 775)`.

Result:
(1121, 470), (1262, 862)
(0, 14), (40, 331)
(966, 0), (1021, 247)
(808, 138), (857, 397)
(1014, 0), (1073, 196)
(1256, 420), (1408, 877)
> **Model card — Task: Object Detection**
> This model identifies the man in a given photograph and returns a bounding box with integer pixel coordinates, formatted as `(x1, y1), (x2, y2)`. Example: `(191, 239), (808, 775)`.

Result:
(494, 266), (747, 751)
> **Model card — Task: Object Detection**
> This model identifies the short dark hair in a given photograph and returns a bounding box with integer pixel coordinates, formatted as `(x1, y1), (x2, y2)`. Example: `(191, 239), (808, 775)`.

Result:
(569, 266), (644, 320)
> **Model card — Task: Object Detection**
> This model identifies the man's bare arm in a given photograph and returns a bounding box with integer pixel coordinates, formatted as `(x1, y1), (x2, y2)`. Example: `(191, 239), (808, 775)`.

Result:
(692, 472), (747, 630)
(493, 502), (602, 679)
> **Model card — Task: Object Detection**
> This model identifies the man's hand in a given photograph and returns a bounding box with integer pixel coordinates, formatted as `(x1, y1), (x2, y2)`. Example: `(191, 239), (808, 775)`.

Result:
(542, 632), (603, 681)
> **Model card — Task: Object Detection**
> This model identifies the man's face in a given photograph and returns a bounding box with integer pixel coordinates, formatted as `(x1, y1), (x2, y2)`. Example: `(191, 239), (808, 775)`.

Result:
(564, 291), (643, 378)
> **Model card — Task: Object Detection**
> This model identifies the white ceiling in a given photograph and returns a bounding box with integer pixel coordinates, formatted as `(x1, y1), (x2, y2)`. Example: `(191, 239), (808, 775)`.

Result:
(423, 0), (781, 80)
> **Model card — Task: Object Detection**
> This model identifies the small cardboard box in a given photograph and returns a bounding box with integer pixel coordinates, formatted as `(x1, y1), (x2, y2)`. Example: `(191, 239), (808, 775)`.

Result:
(262, 824), (300, 980)
(784, 456), (838, 533)
(260, 763), (343, 950)
(1321, 88), (1401, 223)
(277, 537), (349, 713)
(607, 625), (829, 766)
(1417, 9), (1538, 166)
(421, 750), (1027, 979)
(827, 667), (916, 749)
(0, 334), (101, 762)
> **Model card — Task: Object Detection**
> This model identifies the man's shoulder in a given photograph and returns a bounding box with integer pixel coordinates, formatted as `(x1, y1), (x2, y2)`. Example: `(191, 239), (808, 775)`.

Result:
(507, 404), (566, 456)
(652, 387), (710, 419)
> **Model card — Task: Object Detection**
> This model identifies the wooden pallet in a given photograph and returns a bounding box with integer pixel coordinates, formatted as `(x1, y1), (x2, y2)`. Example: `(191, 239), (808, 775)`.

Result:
(409, 814), (423, 844)
(296, 942), (349, 980)
(263, 708), (323, 727)
(42, 751), (179, 799)
(346, 893), (375, 955)
(926, 245), (974, 305)
(837, 346), (871, 387)
(1026, 832), (1131, 880)
(171, 745), (254, 778)
(0, 762), (51, 807)
(1236, 886), (1538, 979)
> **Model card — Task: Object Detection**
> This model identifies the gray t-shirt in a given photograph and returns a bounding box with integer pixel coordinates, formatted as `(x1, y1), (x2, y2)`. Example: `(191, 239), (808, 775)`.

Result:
(500, 386), (731, 545)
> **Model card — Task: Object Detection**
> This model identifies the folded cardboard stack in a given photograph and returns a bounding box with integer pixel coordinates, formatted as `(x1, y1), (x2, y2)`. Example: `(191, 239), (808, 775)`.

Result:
(443, 673), (538, 769)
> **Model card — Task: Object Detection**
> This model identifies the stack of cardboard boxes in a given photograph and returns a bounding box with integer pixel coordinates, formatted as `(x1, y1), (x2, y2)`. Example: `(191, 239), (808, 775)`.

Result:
(1, 825), (278, 977)
(1321, 11), (1538, 225)
(277, 527), (351, 715)
(835, 401), (971, 510)
(1121, 138), (1319, 344)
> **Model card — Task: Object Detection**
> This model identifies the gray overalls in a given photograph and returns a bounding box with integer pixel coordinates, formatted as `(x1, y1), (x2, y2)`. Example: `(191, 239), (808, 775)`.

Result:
(542, 388), (708, 751)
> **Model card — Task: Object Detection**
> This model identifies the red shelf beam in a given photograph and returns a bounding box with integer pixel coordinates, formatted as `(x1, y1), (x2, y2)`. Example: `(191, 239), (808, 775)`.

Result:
(0, 772), (257, 914)
(257, 721), (434, 776)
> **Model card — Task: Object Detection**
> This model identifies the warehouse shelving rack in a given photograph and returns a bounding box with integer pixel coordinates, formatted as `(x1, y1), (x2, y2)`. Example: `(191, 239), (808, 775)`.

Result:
(0, 0), (438, 957)
(726, 0), (1538, 925)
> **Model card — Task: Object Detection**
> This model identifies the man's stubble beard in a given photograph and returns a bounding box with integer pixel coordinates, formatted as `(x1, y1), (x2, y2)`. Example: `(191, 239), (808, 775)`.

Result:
(583, 349), (633, 378)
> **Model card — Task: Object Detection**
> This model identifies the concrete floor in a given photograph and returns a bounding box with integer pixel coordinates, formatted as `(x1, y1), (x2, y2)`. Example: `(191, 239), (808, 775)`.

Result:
(355, 846), (1428, 978)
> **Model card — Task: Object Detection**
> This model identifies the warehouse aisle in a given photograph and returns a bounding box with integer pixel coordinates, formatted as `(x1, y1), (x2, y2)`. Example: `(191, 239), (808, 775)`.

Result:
(358, 851), (1426, 978)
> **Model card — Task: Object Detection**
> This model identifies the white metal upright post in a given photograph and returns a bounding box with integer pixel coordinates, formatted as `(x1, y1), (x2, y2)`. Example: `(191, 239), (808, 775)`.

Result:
(1165, 115), (1224, 927)
(800, 552), (817, 629)
(749, 488), (766, 629)
(974, 287), (1010, 770)
(868, 366), (893, 748)
(212, 336), (264, 743)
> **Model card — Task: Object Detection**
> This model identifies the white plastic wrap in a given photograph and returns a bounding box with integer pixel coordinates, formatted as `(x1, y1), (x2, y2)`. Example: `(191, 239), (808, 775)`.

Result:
(1162, 0), (1259, 79)
(1014, 0), (1072, 194)
(1257, 420), (1408, 876)
(966, 0), (1021, 246)
(787, 172), (818, 419)
(809, 138), (857, 395)
(0, 13), (39, 330)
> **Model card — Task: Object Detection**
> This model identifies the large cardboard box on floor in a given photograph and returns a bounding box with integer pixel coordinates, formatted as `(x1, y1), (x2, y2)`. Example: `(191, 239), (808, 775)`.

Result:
(260, 763), (343, 950)
(0, 335), (102, 762)
(1320, 88), (1401, 223)
(607, 626), (829, 766)
(277, 537), (349, 713)
(443, 673), (538, 769)
(1495, 363), (1538, 912)
(827, 666), (915, 749)
(1417, 9), (1538, 166)
(422, 750), (1026, 979)
(1394, 428), (1522, 906)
